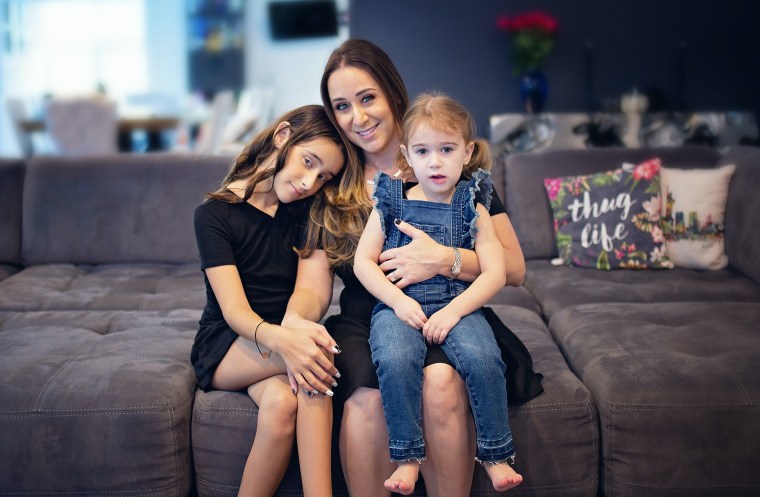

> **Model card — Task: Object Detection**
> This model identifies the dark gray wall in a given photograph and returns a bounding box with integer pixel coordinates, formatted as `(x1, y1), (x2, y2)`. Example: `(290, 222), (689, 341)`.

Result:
(350, 0), (760, 135)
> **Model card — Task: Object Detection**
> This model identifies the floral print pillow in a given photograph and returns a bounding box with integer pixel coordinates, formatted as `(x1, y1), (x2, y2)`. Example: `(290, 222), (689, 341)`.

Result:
(544, 158), (673, 270)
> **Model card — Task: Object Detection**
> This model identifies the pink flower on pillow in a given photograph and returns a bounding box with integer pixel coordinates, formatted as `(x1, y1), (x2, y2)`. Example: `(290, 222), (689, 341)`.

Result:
(632, 158), (661, 181)
(642, 195), (661, 222)
(544, 178), (562, 200)
(651, 224), (665, 244)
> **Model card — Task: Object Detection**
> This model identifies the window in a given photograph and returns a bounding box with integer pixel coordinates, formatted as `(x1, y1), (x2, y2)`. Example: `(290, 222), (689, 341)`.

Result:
(1, 0), (147, 99)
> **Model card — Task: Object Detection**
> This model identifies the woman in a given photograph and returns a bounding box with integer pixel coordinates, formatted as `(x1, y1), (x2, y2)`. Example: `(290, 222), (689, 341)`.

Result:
(283, 40), (538, 497)
(192, 105), (361, 497)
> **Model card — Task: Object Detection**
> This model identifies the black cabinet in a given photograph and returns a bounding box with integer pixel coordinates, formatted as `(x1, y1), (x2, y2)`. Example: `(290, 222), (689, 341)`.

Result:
(187, 0), (245, 96)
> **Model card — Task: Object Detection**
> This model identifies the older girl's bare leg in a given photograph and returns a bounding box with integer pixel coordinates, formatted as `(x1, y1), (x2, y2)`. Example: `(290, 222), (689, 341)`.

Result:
(339, 387), (394, 497)
(296, 385), (333, 497)
(239, 375), (298, 497)
(419, 364), (476, 497)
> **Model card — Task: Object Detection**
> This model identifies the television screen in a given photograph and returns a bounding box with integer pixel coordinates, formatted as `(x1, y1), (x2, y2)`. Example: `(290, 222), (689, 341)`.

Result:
(269, 1), (338, 40)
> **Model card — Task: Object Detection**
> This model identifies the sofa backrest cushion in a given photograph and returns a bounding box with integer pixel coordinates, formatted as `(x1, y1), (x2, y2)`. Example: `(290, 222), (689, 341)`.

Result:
(22, 154), (231, 265)
(0, 159), (25, 265)
(504, 146), (722, 260)
(719, 146), (760, 285)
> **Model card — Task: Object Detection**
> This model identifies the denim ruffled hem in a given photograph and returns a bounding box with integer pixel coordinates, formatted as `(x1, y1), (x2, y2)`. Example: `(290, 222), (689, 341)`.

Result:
(462, 168), (494, 249)
(371, 172), (395, 237)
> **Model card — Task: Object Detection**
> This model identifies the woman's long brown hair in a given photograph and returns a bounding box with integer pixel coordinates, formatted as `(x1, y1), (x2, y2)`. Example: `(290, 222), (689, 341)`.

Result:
(307, 39), (411, 267)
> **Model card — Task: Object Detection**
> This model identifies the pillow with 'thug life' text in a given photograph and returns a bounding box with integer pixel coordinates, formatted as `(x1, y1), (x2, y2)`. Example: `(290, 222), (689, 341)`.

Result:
(543, 158), (673, 270)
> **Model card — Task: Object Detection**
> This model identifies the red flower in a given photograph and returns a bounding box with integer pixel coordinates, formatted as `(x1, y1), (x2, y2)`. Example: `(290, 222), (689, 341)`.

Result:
(496, 10), (558, 74)
(632, 158), (661, 181)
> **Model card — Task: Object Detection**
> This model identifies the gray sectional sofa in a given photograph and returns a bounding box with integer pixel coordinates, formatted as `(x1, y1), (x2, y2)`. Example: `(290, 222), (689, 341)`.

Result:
(0, 146), (758, 497)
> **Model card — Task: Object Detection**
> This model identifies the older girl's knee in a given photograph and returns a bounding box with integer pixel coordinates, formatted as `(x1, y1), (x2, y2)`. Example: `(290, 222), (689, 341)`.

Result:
(254, 382), (298, 438)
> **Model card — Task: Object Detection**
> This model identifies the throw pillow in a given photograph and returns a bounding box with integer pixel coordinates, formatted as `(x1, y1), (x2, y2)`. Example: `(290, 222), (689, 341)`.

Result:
(659, 164), (736, 269)
(544, 158), (672, 270)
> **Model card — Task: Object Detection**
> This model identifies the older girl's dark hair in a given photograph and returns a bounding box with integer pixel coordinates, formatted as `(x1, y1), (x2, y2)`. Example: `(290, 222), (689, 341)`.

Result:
(207, 104), (351, 204)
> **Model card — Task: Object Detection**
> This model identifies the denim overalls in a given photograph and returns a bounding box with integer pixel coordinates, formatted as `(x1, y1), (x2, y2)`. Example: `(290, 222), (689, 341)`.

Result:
(368, 170), (515, 463)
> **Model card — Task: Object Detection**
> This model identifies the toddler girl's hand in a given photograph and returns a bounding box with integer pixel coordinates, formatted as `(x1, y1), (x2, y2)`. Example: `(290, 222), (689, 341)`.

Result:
(423, 308), (461, 344)
(393, 296), (428, 330)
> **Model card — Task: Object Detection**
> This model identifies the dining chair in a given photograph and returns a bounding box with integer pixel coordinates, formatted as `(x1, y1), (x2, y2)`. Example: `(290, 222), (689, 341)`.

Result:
(44, 96), (118, 156)
(216, 87), (277, 156)
(193, 90), (236, 155)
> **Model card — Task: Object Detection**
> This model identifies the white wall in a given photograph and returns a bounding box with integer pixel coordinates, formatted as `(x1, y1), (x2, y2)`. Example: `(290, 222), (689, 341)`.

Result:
(144, 0), (187, 100)
(246, 0), (349, 122)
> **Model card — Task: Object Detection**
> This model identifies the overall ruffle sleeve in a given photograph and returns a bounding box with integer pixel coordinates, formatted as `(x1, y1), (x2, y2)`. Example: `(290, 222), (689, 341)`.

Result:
(461, 168), (494, 249)
(371, 172), (397, 237)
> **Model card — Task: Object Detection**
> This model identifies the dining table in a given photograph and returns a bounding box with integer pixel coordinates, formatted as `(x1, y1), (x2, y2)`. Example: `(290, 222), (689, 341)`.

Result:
(18, 115), (182, 152)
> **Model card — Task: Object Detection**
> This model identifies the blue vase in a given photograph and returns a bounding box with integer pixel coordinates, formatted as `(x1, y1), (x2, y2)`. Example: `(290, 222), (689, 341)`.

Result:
(520, 70), (548, 114)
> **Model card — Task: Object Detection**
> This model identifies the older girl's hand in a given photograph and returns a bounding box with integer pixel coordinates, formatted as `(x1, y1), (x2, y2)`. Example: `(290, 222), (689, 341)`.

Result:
(378, 220), (449, 289)
(275, 319), (340, 396)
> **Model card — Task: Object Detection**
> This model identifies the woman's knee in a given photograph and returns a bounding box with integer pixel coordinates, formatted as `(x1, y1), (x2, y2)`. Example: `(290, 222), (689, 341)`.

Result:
(423, 364), (468, 420)
(344, 387), (385, 425)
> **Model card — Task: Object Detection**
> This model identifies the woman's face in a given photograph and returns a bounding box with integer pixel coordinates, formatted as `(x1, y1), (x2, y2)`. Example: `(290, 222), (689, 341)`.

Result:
(274, 137), (344, 203)
(327, 66), (397, 157)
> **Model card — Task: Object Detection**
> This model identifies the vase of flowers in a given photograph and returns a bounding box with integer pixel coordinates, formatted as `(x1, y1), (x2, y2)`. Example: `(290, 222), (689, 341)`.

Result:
(497, 11), (558, 114)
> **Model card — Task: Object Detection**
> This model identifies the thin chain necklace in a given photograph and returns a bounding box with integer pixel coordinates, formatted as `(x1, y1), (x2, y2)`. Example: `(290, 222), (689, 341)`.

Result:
(366, 169), (402, 186)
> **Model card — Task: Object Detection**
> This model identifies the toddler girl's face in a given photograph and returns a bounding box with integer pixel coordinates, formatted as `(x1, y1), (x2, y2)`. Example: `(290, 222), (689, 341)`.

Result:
(401, 123), (473, 203)
(274, 137), (344, 203)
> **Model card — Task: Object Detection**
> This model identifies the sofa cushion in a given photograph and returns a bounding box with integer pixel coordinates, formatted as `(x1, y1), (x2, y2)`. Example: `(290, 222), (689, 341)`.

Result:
(504, 146), (721, 260)
(720, 146), (760, 285)
(489, 284), (544, 315)
(524, 259), (760, 319)
(0, 309), (200, 496)
(0, 159), (24, 266)
(0, 263), (205, 311)
(660, 164), (736, 269)
(22, 154), (230, 265)
(544, 158), (671, 270)
(548, 302), (760, 497)
(192, 305), (600, 497)
(0, 264), (18, 282)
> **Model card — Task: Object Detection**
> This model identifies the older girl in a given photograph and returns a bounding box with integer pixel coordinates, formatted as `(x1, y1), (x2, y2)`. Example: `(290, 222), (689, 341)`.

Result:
(192, 104), (359, 497)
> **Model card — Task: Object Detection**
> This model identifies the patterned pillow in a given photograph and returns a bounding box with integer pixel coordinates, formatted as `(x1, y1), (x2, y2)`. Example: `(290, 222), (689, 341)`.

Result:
(660, 164), (736, 269)
(544, 158), (673, 270)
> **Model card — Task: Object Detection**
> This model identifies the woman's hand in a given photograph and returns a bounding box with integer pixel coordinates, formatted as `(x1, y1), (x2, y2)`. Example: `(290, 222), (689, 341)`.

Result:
(275, 317), (340, 396)
(378, 220), (450, 288)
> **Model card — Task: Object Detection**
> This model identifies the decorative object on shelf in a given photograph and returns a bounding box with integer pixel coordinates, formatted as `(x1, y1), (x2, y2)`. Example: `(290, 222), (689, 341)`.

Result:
(497, 10), (558, 113)
(620, 88), (649, 148)
(490, 112), (759, 157)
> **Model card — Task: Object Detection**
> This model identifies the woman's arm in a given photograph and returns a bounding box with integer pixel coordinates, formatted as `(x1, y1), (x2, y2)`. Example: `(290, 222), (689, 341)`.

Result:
(490, 212), (526, 286)
(205, 264), (339, 393)
(378, 211), (525, 288)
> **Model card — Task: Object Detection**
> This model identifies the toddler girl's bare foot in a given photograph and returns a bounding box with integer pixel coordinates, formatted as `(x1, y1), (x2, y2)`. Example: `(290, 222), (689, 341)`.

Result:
(484, 461), (523, 492)
(384, 461), (420, 495)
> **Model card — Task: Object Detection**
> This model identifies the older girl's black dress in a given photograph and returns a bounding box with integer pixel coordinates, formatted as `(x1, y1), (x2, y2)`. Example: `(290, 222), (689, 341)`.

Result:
(191, 198), (308, 391)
